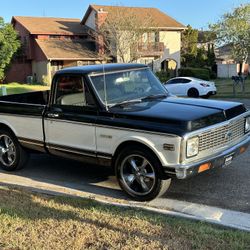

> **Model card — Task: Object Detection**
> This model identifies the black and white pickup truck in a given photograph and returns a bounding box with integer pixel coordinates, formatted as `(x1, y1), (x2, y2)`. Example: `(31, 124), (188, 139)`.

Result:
(0, 63), (249, 201)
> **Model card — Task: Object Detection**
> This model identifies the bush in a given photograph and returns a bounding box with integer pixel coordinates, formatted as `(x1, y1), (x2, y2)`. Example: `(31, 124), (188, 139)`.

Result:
(178, 67), (210, 80)
(210, 71), (217, 79)
(155, 71), (170, 83)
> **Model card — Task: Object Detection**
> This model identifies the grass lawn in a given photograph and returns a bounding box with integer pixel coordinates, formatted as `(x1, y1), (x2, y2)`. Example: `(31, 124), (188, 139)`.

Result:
(0, 187), (249, 249)
(0, 82), (49, 96)
(214, 77), (250, 99)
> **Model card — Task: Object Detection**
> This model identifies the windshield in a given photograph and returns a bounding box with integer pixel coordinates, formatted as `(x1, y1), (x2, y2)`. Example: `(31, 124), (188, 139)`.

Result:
(89, 68), (168, 106)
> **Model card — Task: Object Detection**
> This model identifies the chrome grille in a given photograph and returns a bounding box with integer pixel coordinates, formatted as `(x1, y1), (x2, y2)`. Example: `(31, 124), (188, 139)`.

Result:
(199, 118), (245, 152)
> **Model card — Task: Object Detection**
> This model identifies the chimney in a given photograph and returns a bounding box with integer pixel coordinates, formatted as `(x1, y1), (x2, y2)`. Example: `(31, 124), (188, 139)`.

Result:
(95, 8), (108, 29)
(95, 8), (108, 55)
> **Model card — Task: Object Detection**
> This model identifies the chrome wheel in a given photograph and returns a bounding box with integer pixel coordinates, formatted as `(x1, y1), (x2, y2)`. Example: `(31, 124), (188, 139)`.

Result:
(120, 154), (156, 196)
(0, 135), (16, 167)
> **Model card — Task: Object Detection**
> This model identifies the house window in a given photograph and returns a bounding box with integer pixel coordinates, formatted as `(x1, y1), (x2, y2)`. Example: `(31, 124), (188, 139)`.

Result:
(51, 61), (63, 71)
(148, 32), (159, 43)
(141, 32), (160, 44)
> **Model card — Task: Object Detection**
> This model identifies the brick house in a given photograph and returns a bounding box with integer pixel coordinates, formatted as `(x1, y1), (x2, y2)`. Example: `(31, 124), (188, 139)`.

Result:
(81, 5), (186, 73)
(6, 16), (103, 84)
(7, 5), (186, 83)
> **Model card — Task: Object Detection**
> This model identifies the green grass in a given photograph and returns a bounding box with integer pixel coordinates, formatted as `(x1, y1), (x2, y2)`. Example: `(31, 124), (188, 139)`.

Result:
(0, 186), (249, 250)
(214, 78), (250, 99)
(0, 82), (49, 96)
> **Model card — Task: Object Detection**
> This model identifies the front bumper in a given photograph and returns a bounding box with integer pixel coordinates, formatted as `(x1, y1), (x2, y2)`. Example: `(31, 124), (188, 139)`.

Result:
(207, 90), (217, 96)
(163, 135), (250, 179)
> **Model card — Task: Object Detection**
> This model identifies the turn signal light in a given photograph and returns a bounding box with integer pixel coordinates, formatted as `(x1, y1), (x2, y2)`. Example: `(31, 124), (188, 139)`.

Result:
(198, 163), (211, 173)
(240, 147), (246, 154)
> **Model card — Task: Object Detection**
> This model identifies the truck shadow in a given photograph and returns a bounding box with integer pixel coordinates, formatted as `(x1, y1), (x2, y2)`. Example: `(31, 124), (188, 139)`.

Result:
(0, 153), (227, 202)
(0, 153), (128, 201)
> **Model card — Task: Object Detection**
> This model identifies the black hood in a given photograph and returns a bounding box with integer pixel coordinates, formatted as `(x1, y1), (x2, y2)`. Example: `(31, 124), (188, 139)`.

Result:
(106, 97), (247, 136)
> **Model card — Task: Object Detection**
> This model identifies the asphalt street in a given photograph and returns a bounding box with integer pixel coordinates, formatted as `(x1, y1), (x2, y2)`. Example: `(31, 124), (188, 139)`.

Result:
(0, 99), (249, 214)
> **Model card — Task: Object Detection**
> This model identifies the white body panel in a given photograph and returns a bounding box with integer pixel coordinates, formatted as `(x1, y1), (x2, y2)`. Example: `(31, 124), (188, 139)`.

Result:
(0, 115), (43, 141)
(166, 83), (188, 96)
(96, 125), (182, 166)
(43, 118), (182, 167)
(44, 119), (96, 152)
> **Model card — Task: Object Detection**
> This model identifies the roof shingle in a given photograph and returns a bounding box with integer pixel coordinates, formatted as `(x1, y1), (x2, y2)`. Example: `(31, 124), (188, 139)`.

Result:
(36, 39), (100, 60)
(82, 5), (185, 29)
(13, 16), (89, 35)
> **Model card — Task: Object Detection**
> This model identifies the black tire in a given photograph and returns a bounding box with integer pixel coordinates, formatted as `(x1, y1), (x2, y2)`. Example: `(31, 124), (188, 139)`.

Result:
(115, 146), (171, 201)
(0, 128), (29, 171)
(188, 88), (199, 98)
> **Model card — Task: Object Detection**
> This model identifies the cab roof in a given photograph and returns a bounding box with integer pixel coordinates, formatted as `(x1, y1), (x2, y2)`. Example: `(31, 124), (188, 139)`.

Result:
(55, 63), (148, 76)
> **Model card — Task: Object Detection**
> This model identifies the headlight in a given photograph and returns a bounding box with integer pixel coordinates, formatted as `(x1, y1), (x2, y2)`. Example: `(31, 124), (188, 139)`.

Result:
(186, 137), (199, 158)
(245, 116), (250, 133)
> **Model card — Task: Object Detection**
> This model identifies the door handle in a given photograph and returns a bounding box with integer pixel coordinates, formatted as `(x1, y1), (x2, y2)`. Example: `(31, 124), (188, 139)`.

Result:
(47, 113), (60, 118)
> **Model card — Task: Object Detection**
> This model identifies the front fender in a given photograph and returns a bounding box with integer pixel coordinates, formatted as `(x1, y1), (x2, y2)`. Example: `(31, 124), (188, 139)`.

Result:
(112, 135), (178, 167)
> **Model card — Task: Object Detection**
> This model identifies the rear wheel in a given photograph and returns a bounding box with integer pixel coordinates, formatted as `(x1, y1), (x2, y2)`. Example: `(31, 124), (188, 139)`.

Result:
(0, 129), (28, 171)
(188, 88), (199, 98)
(115, 146), (171, 201)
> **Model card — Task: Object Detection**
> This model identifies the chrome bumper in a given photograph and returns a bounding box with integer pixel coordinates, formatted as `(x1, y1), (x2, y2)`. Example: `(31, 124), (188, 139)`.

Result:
(164, 135), (250, 179)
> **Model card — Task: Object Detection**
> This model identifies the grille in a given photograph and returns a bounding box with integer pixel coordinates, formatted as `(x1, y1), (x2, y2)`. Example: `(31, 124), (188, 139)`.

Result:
(199, 117), (245, 152)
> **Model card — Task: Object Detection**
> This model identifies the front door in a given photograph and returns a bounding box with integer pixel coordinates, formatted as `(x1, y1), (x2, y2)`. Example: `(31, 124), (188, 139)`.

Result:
(44, 75), (97, 160)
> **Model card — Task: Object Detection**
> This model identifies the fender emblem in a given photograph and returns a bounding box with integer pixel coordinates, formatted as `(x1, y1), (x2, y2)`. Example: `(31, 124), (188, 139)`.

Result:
(100, 134), (112, 139)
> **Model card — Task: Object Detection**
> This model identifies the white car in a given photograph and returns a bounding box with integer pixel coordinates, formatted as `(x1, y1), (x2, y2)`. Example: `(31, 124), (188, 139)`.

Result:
(164, 77), (217, 98)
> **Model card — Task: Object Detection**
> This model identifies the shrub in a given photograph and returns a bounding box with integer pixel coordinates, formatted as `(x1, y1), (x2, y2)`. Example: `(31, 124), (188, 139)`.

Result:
(210, 71), (217, 79)
(178, 67), (210, 80)
(155, 71), (170, 83)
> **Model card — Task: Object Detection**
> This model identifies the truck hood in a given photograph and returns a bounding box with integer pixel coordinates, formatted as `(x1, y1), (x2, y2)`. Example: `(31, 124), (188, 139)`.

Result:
(109, 97), (247, 135)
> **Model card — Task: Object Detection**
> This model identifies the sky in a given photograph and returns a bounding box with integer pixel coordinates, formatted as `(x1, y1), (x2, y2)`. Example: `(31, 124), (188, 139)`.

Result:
(1, 0), (249, 29)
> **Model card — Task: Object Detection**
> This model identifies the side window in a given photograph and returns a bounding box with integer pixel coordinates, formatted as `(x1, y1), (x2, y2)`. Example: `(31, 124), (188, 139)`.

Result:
(54, 76), (95, 107)
(182, 79), (191, 84)
(168, 79), (180, 84)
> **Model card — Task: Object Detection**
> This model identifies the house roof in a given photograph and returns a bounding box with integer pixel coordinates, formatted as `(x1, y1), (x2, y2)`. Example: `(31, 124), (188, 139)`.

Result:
(81, 5), (186, 30)
(35, 39), (101, 60)
(12, 16), (90, 35)
(215, 44), (234, 61)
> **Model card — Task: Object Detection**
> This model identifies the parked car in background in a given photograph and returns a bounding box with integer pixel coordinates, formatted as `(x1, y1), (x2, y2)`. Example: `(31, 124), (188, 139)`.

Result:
(164, 77), (217, 98)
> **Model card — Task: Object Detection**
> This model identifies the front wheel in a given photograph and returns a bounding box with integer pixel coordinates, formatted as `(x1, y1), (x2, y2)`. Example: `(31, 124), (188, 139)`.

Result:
(115, 146), (171, 201)
(0, 129), (28, 171)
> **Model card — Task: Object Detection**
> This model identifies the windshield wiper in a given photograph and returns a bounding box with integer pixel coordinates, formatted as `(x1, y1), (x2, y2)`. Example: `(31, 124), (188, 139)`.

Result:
(109, 99), (142, 108)
(141, 93), (168, 101)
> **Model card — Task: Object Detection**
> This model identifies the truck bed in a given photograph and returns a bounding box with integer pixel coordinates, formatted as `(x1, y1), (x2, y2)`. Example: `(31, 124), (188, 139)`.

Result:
(0, 91), (49, 105)
(0, 91), (49, 117)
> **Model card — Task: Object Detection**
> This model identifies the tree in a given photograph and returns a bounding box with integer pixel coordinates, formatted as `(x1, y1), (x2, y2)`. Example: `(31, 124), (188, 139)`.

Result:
(181, 25), (198, 67)
(0, 17), (20, 81)
(181, 25), (216, 70)
(210, 4), (250, 66)
(93, 7), (156, 63)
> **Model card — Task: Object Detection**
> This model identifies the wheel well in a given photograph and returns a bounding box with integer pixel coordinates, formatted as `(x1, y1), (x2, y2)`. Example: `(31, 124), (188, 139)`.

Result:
(0, 123), (15, 135)
(112, 140), (166, 178)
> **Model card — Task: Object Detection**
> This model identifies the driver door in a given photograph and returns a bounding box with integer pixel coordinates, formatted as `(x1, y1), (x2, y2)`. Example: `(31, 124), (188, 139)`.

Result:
(44, 75), (97, 159)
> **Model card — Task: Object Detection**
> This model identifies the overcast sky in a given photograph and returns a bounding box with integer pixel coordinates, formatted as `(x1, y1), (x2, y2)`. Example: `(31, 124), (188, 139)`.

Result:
(1, 0), (249, 29)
